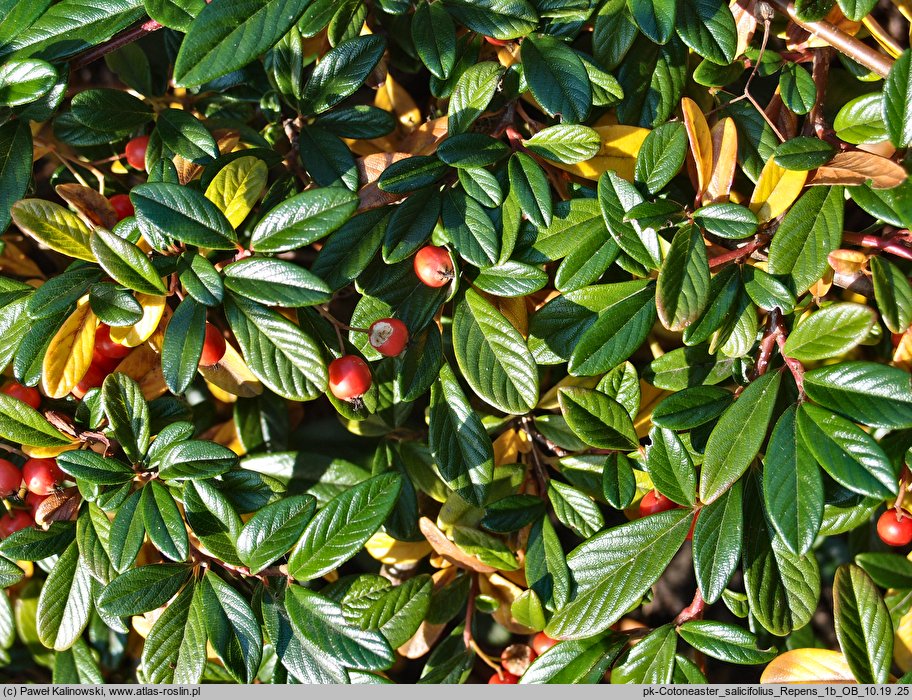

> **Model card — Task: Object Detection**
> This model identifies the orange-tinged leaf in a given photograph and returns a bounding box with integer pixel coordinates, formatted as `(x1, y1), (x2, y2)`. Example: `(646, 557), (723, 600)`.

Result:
(109, 294), (166, 347)
(375, 74), (421, 131)
(749, 160), (808, 222)
(706, 118), (738, 203)
(201, 419), (245, 456)
(0, 239), (43, 278)
(41, 297), (97, 399)
(894, 329), (912, 371)
(203, 155), (268, 228)
(365, 531), (432, 565)
(760, 649), (856, 683)
(810, 151), (908, 190)
(730, 0), (758, 57)
(55, 183), (117, 230)
(546, 125), (649, 181)
(682, 97), (713, 197)
(827, 249), (869, 275)
(112, 344), (168, 401)
(493, 429), (521, 466)
(198, 342), (263, 398)
(479, 573), (535, 634)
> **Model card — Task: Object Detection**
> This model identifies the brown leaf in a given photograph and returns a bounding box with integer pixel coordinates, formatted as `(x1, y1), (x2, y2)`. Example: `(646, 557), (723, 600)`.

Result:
(356, 152), (411, 211)
(418, 517), (496, 573)
(811, 151), (908, 189)
(55, 184), (118, 229)
(730, 0), (758, 58)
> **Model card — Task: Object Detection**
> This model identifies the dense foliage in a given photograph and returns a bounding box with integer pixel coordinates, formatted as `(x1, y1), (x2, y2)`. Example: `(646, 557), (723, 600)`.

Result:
(0, 0), (910, 685)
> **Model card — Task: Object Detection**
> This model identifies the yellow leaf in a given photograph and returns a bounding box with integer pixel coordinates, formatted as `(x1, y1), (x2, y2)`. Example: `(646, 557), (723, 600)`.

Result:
(109, 294), (167, 347)
(635, 380), (670, 439)
(493, 429), (521, 466)
(749, 160), (808, 223)
(197, 342), (263, 398)
(706, 117), (738, 203)
(10, 199), (95, 262)
(0, 239), (43, 278)
(204, 155), (268, 228)
(23, 443), (78, 459)
(41, 298), (97, 399)
(375, 74), (421, 131)
(547, 125), (649, 181)
(365, 531), (432, 565)
(479, 573), (535, 635)
(202, 420), (245, 456)
(896, 604), (912, 672)
(760, 649), (856, 684)
(682, 97), (713, 197)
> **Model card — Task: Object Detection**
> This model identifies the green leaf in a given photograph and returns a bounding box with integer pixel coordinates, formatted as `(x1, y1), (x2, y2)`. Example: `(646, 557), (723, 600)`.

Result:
(224, 292), (327, 401)
(237, 495), (315, 574)
(108, 490), (144, 573)
(0, 391), (70, 447)
(884, 50), (912, 148)
(0, 58), (55, 106)
(77, 502), (115, 585)
(783, 302), (876, 361)
(358, 575), (432, 649)
(742, 476), (820, 636)
(250, 187), (358, 253)
(437, 133), (508, 169)
(161, 296), (205, 394)
(36, 542), (92, 651)
(773, 136), (836, 171)
(300, 35), (386, 115)
(89, 283), (143, 327)
(602, 453), (637, 510)
(440, 0), (538, 40)
(645, 427), (697, 506)
(693, 481), (742, 603)
(0, 522), (75, 562)
(559, 387), (638, 451)
(378, 156), (448, 194)
(569, 282), (657, 376)
(699, 370), (781, 504)
(96, 563), (191, 617)
(521, 34), (591, 123)
(452, 526), (519, 570)
(508, 152), (551, 227)
(617, 34), (687, 127)
(629, 0), (676, 43)
(678, 621), (777, 664)
(102, 373), (150, 462)
(223, 258), (331, 308)
(833, 564), (892, 684)
(53, 638), (103, 683)
(692, 203), (758, 239)
(131, 183), (237, 250)
(288, 472), (401, 580)
(803, 361), (912, 429)
(10, 199), (94, 262)
(141, 581), (206, 684)
(0, 121), (33, 233)
(522, 124), (600, 163)
(834, 93), (888, 144)
(611, 624), (677, 683)
(546, 509), (692, 639)
(452, 288), (538, 414)
(652, 386), (733, 430)
(482, 495), (546, 533)
(173, 0), (311, 86)
(548, 481), (604, 539)
(155, 108), (217, 164)
(429, 364), (495, 507)
(763, 406), (822, 556)
(836, 0), (876, 20)
(598, 171), (660, 269)
(871, 256), (912, 335)
(441, 188), (499, 267)
(158, 439), (238, 480)
(140, 480), (188, 563)
(779, 63), (816, 115)
(675, 0), (737, 65)
(91, 228), (166, 296)
(519, 633), (626, 684)
(856, 552), (912, 590)
(656, 224), (710, 331)
(635, 122), (687, 195)
(473, 260), (548, 297)
(56, 450), (135, 485)
(183, 479), (243, 565)
(768, 186), (844, 294)
(797, 403), (897, 499)
(200, 570), (262, 683)
(447, 62), (504, 135)
(411, 1), (456, 80)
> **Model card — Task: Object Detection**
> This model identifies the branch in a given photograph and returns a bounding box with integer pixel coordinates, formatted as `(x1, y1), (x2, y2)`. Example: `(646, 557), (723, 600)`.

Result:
(674, 588), (705, 626)
(843, 232), (912, 262)
(70, 18), (163, 71)
(767, 0), (894, 78)
(707, 236), (769, 270)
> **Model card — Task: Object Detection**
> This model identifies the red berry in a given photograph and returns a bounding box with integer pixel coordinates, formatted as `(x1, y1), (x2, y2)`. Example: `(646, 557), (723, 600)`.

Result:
(878, 509), (912, 547)
(488, 670), (519, 684)
(368, 318), (409, 357)
(686, 511), (699, 541)
(484, 36), (510, 46)
(0, 509), (32, 538)
(26, 492), (47, 518)
(22, 458), (64, 496)
(1, 381), (41, 410)
(200, 323), (227, 366)
(109, 194), (134, 221)
(530, 632), (559, 656)
(125, 135), (149, 171)
(0, 459), (22, 497)
(414, 246), (454, 288)
(95, 324), (131, 360)
(328, 355), (372, 401)
(639, 490), (676, 517)
(73, 362), (109, 399)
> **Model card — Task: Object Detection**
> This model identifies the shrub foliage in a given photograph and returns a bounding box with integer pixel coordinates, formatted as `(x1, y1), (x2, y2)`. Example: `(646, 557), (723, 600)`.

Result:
(0, 0), (910, 685)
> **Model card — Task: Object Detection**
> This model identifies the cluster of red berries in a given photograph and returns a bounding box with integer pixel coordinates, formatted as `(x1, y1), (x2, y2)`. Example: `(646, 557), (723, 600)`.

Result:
(639, 490), (699, 540)
(0, 456), (64, 537)
(487, 633), (558, 684)
(878, 508), (912, 546)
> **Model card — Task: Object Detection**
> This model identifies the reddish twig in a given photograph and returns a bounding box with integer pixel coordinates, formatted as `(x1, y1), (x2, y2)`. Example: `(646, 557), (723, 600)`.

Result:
(844, 233), (912, 262)
(707, 237), (768, 270)
(674, 589), (706, 626)
(70, 19), (164, 71)
(770, 308), (805, 395)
